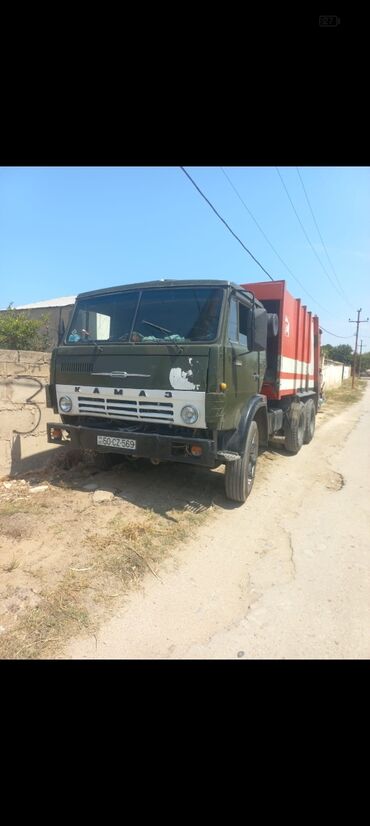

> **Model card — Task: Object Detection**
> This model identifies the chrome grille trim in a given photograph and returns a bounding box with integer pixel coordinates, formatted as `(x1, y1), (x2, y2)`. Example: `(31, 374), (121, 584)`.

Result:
(55, 384), (207, 429)
(77, 395), (174, 423)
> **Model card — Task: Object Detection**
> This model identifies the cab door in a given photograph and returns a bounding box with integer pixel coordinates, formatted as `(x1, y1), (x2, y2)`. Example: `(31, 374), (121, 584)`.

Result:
(224, 295), (260, 429)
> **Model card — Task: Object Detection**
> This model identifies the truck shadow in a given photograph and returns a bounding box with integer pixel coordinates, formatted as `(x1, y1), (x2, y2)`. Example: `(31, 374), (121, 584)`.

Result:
(44, 440), (301, 517)
(44, 451), (243, 518)
(264, 441), (298, 458)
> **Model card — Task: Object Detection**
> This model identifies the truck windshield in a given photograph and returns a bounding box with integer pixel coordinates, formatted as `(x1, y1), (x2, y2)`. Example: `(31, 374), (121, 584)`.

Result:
(66, 287), (223, 344)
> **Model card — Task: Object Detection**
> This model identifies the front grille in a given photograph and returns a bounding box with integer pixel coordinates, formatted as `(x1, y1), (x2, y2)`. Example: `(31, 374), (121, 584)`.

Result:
(77, 395), (174, 423)
(60, 361), (94, 373)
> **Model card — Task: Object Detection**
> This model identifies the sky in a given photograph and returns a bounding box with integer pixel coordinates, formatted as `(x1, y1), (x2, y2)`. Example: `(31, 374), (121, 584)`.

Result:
(0, 166), (369, 348)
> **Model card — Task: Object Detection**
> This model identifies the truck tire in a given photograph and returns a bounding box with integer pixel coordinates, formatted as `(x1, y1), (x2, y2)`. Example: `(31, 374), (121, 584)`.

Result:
(225, 421), (259, 503)
(284, 401), (305, 454)
(303, 398), (316, 444)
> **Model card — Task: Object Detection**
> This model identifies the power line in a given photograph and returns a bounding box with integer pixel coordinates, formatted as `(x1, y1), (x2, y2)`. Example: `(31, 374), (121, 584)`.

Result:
(220, 166), (332, 317)
(180, 166), (358, 334)
(180, 166), (274, 281)
(296, 167), (352, 306)
(275, 167), (350, 308)
(320, 326), (354, 339)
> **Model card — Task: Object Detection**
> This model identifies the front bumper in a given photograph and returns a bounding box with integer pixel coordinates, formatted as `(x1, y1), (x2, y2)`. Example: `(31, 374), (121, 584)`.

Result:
(47, 422), (219, 467)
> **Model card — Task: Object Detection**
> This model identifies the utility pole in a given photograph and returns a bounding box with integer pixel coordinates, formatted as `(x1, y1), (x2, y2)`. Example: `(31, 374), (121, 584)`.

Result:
(349, 310), (369, 388)
(358, 340), (363, 377)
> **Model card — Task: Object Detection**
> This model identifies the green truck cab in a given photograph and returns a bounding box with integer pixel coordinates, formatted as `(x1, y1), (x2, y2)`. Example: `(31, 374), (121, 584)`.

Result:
(46, 279), (279, 502)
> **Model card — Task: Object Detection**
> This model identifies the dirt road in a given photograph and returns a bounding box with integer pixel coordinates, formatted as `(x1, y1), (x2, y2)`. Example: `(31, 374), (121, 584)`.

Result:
(65, 382), (370, 660)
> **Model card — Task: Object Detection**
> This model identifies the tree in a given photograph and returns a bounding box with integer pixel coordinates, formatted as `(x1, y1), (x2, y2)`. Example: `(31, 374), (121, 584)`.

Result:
(331, 345), (353, 365)
(359, 351), (370, 372)
(321, 344), (353, 364)
(0, 305), (50, 351)
(321, 344), (335, 360)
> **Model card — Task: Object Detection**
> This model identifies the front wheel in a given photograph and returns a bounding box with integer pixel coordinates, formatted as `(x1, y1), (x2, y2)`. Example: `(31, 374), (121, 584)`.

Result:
(225, 421), (259, 503)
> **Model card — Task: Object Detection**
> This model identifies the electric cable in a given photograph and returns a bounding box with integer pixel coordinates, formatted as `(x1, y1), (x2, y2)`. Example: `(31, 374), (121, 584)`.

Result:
(296, 167), (352, 306)
(220, 166), (332, 316)
(180, 165), (356, 336)
(276, 167), (350, 308)
(320, 326), (354, 338)
(180, 166), (274, 281)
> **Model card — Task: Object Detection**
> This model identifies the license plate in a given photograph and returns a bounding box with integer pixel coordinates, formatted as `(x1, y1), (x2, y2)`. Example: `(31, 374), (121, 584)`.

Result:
(97, 435), (136, 450)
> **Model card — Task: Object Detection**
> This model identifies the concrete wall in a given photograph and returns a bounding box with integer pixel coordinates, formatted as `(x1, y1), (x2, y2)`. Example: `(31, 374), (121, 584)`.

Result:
(322, 362), (351, 390)
(0, 349), (61, 478)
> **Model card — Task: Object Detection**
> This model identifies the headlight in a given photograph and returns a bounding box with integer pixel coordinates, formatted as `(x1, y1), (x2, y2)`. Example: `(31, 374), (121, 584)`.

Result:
(181, 404), (198, 425)
(59, 396), (72, 413)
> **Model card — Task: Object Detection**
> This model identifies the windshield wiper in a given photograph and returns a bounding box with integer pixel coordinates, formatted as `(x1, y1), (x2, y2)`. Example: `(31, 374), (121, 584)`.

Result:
(81, 330), (103, 352)
(141, 320), (185, 352)
(142, 320), (173, 334)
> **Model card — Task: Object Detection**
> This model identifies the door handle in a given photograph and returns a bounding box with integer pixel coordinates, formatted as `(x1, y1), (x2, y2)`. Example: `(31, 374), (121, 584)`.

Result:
(253, 373), (259, 380)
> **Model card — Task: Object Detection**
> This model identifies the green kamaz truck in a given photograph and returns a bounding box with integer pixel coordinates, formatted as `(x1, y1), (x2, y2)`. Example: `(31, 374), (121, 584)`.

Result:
(46, 279), (320, 502)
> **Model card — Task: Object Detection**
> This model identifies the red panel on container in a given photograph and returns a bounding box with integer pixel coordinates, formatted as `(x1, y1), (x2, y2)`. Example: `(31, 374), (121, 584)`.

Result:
(240, 280), (320, 400)
(282, 290), (300, 361)
(241, 280), (285, 301)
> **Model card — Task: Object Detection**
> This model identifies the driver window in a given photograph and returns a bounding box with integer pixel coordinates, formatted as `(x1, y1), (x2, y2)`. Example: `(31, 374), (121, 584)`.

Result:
(239, 304), (249, 348)
(228, 298), (251, 349)
(228, 298), (238, 342)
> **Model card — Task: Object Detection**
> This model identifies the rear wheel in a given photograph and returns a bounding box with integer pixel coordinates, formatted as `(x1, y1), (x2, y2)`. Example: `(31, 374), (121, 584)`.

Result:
(303, 398), (316, 444)
(225, 421), (259, 503)
(284, 401), (305, 454)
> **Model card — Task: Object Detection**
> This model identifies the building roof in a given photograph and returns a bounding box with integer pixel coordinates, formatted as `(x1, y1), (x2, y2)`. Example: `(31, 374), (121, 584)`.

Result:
(14, 296), (76, 310)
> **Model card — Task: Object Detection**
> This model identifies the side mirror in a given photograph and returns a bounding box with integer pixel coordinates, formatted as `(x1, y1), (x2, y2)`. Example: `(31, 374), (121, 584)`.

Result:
(267, 312), (279, 337)
(252, 306), (267, 351)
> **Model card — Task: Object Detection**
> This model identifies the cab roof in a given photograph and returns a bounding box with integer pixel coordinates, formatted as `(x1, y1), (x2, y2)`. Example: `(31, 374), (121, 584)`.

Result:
(76, 279), (260, 304)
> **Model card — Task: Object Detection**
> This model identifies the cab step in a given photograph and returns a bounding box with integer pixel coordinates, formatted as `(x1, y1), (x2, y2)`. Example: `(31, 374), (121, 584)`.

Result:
(217, 450), (240, 463)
